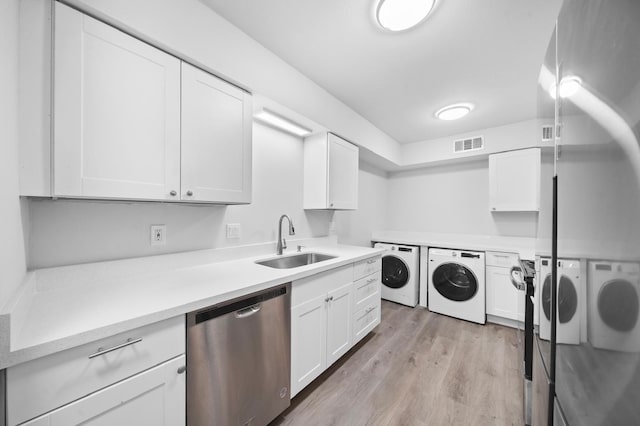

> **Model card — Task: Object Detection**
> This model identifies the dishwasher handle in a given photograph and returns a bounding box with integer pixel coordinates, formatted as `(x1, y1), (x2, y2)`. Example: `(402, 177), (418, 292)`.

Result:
(235, 304), (262, 318)
(193, 285), (287, 325)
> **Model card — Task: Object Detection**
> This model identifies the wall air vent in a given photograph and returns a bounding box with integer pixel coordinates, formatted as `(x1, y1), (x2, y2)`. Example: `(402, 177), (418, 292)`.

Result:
(542, 125), (553, 141)
(453, 136), (484, 153)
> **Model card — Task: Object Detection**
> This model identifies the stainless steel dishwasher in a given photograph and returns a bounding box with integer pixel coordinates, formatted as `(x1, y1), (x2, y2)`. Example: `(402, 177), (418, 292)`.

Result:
(187, 283), (291, 426)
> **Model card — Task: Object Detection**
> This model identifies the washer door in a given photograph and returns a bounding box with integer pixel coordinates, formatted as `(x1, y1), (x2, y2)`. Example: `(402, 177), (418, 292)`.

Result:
(598, 280), (639, 332)
(431, 262), (478, 301)
(381, 255), (410, 289)
(541, 274), (578, 323)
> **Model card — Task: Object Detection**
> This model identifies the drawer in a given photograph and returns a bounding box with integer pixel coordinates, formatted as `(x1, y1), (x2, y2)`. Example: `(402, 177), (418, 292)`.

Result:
(354, 256), (381, 280)
(353, 272), (380, 308)
(353, 299), (380, 345)
(7, 315), (185, 426)
(292, 264), (352, 307)
(486, 251), (519, 267)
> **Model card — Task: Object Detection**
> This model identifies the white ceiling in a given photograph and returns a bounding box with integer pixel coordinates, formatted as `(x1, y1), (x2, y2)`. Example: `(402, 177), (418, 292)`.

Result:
(201, 0), (561, 144)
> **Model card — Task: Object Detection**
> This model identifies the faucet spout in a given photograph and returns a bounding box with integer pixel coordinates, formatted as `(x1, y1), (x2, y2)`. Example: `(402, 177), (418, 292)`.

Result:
(277, 214), (295, 255)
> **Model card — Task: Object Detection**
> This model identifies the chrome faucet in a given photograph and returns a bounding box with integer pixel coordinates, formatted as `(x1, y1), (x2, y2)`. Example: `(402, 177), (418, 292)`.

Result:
(277, 214), (295, 255)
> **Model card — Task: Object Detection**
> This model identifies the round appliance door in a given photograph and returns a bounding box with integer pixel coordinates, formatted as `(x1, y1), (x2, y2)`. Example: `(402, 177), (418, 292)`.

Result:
(381, 255), (410, 289)
(431, 262), (478, 301)
(541, 274), (578, 323)
(598, 279), (639, 332)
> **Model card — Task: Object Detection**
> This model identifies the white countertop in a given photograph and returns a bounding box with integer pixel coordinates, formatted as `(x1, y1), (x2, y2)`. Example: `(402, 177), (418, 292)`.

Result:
(371, 231), (538, 259)
(0, 239), (383, 369)
(371, 231), (640, 263)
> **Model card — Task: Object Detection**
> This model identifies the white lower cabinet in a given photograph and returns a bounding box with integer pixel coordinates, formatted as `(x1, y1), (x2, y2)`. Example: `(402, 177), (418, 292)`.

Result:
(486, 251), (523, 322)
(290, 255), (381, 397)
(21, 355), (185, 426)
(7, 316), (186, 426)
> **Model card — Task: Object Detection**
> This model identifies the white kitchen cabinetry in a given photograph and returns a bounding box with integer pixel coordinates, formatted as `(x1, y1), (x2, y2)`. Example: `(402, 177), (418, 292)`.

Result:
(290, 265), (353, 397)
(489, 148), (541, 211)
(486, 251), (524, 322)
(304, 133), (359, 210)
(181, 63), (252, 203)
(7, 316), (185, 426)
(22, 2), (251, 204)
(290, 255), (381, 397)
(20, 356), (185, 426)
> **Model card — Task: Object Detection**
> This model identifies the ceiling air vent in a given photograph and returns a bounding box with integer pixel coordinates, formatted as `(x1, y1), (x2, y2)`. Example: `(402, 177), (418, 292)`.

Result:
(453, 136), (484, 153)
(542, 125), (553, 141)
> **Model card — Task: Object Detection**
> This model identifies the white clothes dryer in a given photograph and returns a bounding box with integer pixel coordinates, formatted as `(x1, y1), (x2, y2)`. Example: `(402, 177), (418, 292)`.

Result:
(588, 260), (640, 352)
(374, 243), (419, 307)
(428, 248), (485, 324)
(539, 258), (581, 345)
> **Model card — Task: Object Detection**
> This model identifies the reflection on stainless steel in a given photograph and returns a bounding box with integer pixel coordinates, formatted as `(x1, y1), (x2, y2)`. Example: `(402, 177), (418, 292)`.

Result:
(187, 284), (291, 426)
(255, 252), (336, 269)
(535, 0), (640, 424)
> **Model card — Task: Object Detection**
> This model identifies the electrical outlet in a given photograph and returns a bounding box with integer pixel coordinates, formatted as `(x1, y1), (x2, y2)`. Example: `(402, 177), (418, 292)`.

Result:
(226, 223), (241, 239)
(150, 225), (166, 246)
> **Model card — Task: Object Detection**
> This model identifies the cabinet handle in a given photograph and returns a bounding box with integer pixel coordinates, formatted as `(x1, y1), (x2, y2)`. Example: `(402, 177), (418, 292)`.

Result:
(366, 307), (375, 314)
(177, 366), (186, 375)
(186, 190), (193, 196)
(325, 296), (334, 302)
(367, 277), (377, 284)
(170, 190), (177, 196)
(366, 259), (376, 264)
(88, 337), (143, 359)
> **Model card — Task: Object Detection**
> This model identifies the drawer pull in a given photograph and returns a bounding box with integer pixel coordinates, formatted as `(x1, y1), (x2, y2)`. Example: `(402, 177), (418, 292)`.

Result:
(367, 278), (377, 284)
(366, 259), (376, 264)
(366, 307), (375, 314)
(89, 337), (143, 359)
(177, 366), (186, 375)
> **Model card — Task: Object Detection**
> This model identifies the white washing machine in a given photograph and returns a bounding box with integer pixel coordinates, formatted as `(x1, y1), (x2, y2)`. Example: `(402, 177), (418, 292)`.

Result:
(374, 243), (419, 307)
(539, 258), (581, 345)
(588, 260), (640, 352)
(428, 248), (485, 324)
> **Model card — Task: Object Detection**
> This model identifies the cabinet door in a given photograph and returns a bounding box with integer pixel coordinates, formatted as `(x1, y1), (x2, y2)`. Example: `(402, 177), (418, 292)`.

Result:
(327, 134), (359, 210)
(25, 356), (185, 426)
(326, 282), (353, 366)
(488, 148), (541, 211)
(291, 295), (327, 397)
(486, 266), (520, 321)
(181, 63), (252, 203)
(53, 3), (181, 200)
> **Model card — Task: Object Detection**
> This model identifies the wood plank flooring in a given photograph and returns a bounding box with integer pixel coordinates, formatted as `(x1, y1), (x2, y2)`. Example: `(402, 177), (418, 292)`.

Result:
(271, 301), (523, 426)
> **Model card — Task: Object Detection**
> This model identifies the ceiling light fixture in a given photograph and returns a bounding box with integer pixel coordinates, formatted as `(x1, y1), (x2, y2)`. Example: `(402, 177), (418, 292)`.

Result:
(253, 108), (312, 137)
(376, 0), (437, 32)
(549, 76), (582, 100)
(435, 103), (474, 121)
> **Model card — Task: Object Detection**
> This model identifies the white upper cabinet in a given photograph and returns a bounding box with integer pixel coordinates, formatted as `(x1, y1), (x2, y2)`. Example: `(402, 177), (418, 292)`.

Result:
(304, 133), (359, 210)
(22, 2), (251, 204)
(181, 63), (252, 203)
(489, 148), (541, 212)
(53, 3), (181, 200)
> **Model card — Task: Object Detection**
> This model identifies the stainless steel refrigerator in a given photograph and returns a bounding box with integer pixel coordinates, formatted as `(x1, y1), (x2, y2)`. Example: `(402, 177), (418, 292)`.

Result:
(533, 0), (640, 424)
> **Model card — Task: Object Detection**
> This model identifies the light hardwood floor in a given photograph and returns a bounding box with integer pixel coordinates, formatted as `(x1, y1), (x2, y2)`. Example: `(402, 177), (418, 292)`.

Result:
(272, 301), (523, 426)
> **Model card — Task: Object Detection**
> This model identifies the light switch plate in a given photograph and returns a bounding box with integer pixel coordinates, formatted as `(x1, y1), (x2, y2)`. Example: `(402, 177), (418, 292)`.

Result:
(226, 223), (241, 239)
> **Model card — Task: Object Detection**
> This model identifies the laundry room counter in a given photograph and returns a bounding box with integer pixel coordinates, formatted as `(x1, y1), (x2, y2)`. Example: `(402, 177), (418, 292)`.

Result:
(371, 231), (537, 259)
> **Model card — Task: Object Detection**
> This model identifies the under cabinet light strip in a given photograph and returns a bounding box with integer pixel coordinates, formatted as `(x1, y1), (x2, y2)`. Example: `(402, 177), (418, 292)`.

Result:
(253, 108), (312, 137)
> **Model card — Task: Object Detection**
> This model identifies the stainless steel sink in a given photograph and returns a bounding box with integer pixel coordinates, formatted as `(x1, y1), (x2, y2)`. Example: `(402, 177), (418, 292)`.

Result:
(256, 252), (337, 269)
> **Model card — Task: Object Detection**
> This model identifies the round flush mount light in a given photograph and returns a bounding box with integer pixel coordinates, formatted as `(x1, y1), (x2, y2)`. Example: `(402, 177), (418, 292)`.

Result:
(435, 103), (474, 121)
(376, 0), (437, 32)
(549, 76), (582, 100)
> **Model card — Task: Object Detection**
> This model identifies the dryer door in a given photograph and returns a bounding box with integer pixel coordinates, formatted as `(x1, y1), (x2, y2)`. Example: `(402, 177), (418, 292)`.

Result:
(432, 262), (478, 301)
(541, 274), (578, 323)
(381, 255), (410, 289)
(598, 279), (639, 332)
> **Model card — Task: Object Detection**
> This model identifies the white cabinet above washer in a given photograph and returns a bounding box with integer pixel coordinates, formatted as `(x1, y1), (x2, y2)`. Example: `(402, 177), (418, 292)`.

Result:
(489, 148), (541, 212)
